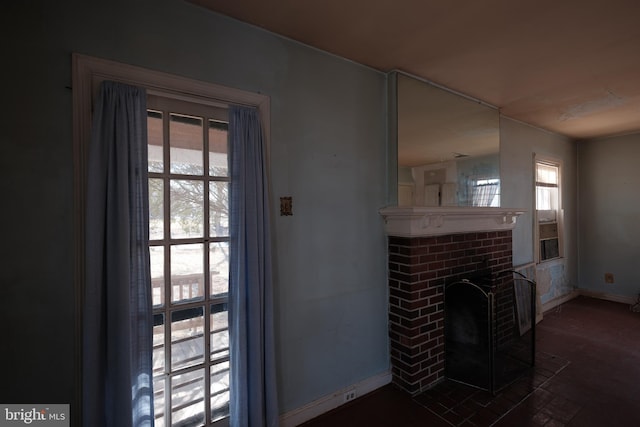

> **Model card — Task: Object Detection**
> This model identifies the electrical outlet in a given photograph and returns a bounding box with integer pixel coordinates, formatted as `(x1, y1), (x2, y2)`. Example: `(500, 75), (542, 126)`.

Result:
(605, 273), (614, 284)
(343, 390), (357, 403)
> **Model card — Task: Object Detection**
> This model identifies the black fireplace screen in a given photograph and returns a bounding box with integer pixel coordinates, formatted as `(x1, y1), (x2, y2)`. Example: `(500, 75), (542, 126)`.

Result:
(444, 271), (536, 394)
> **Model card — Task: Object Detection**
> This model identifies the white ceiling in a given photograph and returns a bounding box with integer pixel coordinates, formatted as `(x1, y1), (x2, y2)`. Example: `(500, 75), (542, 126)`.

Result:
(190, 0), (640, 140)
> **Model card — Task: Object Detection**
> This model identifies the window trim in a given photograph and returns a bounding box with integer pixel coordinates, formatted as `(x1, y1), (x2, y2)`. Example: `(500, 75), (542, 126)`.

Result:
(72, 53), (270, 426)
(533, 156), (563, 264)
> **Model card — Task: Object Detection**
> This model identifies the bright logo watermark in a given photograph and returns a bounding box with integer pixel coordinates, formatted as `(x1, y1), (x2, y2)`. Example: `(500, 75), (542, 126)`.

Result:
(0, 405), (68, 426)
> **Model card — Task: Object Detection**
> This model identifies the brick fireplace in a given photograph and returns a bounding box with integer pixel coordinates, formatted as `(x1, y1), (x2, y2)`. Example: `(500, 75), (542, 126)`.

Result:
(380, 207), (524, 395)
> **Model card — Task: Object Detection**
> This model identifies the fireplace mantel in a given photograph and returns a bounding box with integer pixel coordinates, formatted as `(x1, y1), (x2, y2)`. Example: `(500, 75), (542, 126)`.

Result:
(379, 206), (525, 237)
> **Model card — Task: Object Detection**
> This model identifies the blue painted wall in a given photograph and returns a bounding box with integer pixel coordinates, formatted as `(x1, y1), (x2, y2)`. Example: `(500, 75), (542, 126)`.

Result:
(500, 117), (578, 299)
(578, 133), (640, 299)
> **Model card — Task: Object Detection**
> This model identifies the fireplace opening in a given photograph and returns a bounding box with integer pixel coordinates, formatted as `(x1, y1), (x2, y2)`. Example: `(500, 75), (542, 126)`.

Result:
(444, 271), (536, 394)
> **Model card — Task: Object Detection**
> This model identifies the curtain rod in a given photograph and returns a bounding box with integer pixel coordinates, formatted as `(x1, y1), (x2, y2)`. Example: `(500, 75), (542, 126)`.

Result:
(146, 87), (236, 109)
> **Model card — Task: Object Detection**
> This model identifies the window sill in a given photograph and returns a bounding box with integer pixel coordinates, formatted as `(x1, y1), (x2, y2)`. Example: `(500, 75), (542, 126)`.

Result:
(537, 257), (564, 266)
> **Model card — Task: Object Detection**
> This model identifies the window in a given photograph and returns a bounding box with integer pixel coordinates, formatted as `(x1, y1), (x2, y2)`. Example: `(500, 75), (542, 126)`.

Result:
(74, 54), (271, 427)
(535, 160), (561, 262)
(148, 95), (231, 426)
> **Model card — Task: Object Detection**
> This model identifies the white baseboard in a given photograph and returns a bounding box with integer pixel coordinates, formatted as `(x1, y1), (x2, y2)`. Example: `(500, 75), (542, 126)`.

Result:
(578, 289), (637, 305)
(279, 370), (392, 427)
(541, 289), (637, 314)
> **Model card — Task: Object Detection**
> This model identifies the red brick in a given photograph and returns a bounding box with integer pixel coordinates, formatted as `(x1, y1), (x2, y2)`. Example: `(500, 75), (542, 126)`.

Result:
(388, 229), (514, 393)
(429, 294), (444, 305)
(401, 298), (431, 311)
(431, 344), (445, 356)
(389, 322), (415, 338)
(418, 236), (438, 246)
(389, 287), (413, 301)
(390, 305), (420, 319)
(428, 278), (445, 288)
(420, 338), (439, 352)
(419, 270), (438, 281)
(429, 361), (445, 374)
(437, 269), (455, 278)
(389, 270), (414, 283)
(436, 235), (453, 244)
(419, 288), (437, 299)
(419, 373), (440, 389)
(429, 329), (443, 341)
(420, 322), (437, 334)
(420, 356), (438, 370)
(390, 356), (418, 374)
(400, 316), (430, 329)
(428, 261), (445, 270)
(400, 369), (430, 385)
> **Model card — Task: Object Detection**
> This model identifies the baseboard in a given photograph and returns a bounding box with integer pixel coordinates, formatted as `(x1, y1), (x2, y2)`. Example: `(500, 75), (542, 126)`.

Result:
(578, 289), (637, 305)
(541, 289), (637, 314)
(542, 290), (580, 313)
(279, 370), (392, 427)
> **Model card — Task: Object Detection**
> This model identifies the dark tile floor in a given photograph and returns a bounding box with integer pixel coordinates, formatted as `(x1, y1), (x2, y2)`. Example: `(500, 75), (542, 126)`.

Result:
(301, 296), (640, 426)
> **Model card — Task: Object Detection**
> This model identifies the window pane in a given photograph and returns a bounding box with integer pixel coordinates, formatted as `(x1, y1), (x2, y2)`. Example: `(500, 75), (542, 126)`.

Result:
(210, 242), (229, 297)
(541, 238), (560, 260)
(171, 244), (204, 303)
(170, 113), (203, 175)
(149, 178), (164, 240)
(170, 179), (204, 239)
(153, 313), (165, 374)
(171, 307), (204, 370)
(153, 376), (166, 427)
(536, 163), (558, 185)
(150, 246), (164, 307)
(149, 98), (234, 427)
(471, 178), (500, 207)
(171, 369), (205, 426)
(210, 303), (229, 362)
(209, 182), (229, 238)
(536, 187), (558, 211)
(209, 120), (228, 177)
(210, 361), (230, 422)
(148, 110), (163, 173)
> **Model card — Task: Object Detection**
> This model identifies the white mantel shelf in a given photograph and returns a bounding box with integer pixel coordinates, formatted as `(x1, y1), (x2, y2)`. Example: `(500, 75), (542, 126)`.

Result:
(379, 206), (525, 237)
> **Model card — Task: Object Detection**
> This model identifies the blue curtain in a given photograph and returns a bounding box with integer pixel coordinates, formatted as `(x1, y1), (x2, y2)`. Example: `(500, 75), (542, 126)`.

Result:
(83, 81), (154, 427)
(229, 106), (279, 427)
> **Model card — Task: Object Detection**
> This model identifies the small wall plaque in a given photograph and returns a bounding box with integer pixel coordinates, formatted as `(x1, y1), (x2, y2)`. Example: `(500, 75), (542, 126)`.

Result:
(280, 197), (293, 216)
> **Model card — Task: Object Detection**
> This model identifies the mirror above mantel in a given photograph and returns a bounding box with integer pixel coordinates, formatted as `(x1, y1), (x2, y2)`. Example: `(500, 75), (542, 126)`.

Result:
(393, 72), (501, 207)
